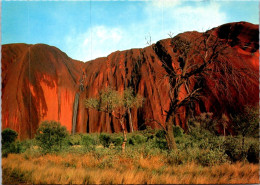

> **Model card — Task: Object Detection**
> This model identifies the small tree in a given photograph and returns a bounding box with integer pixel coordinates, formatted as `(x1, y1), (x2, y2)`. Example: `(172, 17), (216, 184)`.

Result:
(35, 121), (68, 153)
(123, 88), (144, 133)
(219, 114), (229, 140)
(85, 87), (144, 152)
(231, 106), (259, 148)
(153, 32), (241, 150)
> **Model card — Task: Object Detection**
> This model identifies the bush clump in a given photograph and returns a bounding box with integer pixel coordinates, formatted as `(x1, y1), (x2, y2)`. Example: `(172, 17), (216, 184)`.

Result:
(223, 136), (247, 162)
(247, 142), (259, 163)
(99, 134), (112, 148)
(2, 128), (19, 157)
(2, 128), (18, 145)
(81, 135), (96, 147)
(111, 137), (123, 146)
(35, 121), (68, 153)
(68, 134), (82, 146)
(173, 126), (184, 138)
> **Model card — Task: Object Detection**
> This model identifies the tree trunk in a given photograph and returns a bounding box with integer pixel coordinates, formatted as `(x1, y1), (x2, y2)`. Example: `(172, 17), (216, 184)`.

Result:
(120, 119), (127, 153)
(242, 136), (245, 149)
(128, 108), (134, 133)
(165, 116), (177, 151)
(223, 126), (226, 141)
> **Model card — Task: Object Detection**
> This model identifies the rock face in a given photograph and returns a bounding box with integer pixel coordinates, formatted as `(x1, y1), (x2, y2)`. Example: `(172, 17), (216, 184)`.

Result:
(2, 44), (84, 138)
(1, 22), (259, 139)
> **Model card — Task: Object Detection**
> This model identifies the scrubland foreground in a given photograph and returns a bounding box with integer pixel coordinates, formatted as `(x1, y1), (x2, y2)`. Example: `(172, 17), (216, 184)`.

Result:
(2, 124), (259, 184)
(2, 152), (259, 184)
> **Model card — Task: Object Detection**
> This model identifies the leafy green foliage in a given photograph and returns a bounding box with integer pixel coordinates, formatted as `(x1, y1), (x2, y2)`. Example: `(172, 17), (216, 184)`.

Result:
(111, 137), (123, 146)
(99, 134), (112, 148)
(223, 136), (251, 162)
(188, 112), (218, 135)
(2, 128), (19, 157)
(68, 134), (82, 146)
(81, 135), (96, 147)
(35, 121), (68, 153)
(173, 126), (184, 138)
(85, 87), (122, 113)
(231, 106), (259, 138)
(247, 142), (259, 163)
(123, 88), (144, 109)
(2, 128), (18, 146)
(155, 129), (166, 139)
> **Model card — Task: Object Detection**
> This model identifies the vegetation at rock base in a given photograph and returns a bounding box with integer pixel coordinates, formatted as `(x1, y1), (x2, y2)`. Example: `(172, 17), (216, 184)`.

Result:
(2, 128), (19, 157)
(2, 106), (259, 184)
(1, 113), (259, 184)
(35, 121), (69, 153)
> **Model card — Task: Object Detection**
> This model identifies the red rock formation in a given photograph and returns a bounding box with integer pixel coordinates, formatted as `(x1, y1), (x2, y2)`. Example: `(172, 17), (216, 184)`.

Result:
(2, 44), (84, 139)
(1, 22), (259, 139)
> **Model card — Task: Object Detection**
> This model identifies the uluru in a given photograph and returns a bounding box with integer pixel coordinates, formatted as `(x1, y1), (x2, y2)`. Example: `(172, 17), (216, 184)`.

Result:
(1, 21), (259, 139)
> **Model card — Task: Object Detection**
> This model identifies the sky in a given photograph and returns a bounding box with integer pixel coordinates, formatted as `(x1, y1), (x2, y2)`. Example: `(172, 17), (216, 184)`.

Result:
(1, 0), (259, 62)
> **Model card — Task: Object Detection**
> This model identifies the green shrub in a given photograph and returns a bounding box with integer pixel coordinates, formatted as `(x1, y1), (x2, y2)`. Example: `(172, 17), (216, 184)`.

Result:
(81, 135), (95, 147)
(246, 141), (259, 163)
(223, 136), (247, 162)
(68, 134), (82, 146)
(99, 134), (112, 148)
(35, 121), (68, 153)
(196, 149), (229, 166)
(173, 126), (184, 138)
(132, 135), (146, 144)
(2, 128), (18, 146)
(127, 134), (146, 145)
(2, 142), (19, 158)
(18, 139), (37, 153)
(128, 138), (135, 145)
(2, 128), (19, 157)
(231, 106), (259, 138)
(189, 126), (213, 141)
(112, 137), (123, 146)
(155, 138), (167, 150)
(155, 130), (165, 139)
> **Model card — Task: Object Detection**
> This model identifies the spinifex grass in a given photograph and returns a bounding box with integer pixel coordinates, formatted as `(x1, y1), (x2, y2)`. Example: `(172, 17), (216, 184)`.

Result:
(2, 152), (259, 184)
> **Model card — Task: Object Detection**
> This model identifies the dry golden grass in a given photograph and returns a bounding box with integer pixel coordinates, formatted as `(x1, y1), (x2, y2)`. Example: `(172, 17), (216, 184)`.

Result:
(2, 153), (259, 184)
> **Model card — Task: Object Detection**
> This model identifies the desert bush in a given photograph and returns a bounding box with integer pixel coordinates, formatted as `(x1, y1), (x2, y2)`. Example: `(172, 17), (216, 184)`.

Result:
(18, 139), (38, 153)
(2, 128), (18, 146)
(173, 125), (184, 137)
(99, 134), (112, 148)
(68, 134), (82, 146)
(127, 134), (146, 145)
(35, 121), (68, 153)
(196, 149), (229, 166)
(154, 138), (168, 150)
(231, 106), (259, 139)
(223, 136), (247, 162)
(231, 106), (259, 151)
(155, 129), (166, 139)
(2, 128), (19, 157)
(141, 126), (156, 138)
(189, 125), (214, 141)
(247, 142), (259, 163)
(81, 135), (96, 147)
(112, 137), (123, 146)
(2, 142), (21, 158)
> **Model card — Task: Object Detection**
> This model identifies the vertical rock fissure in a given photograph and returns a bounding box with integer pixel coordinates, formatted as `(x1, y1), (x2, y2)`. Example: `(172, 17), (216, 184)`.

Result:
(72, 92), (80, 135)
